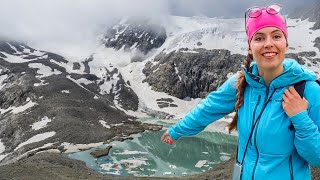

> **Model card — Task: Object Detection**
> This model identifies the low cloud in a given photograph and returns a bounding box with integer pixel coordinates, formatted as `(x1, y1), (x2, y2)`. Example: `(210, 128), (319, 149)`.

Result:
(0, 0), (316, 56)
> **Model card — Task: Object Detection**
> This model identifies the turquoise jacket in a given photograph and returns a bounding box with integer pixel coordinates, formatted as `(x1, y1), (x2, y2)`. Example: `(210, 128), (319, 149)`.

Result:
(168, 59), (320, 179)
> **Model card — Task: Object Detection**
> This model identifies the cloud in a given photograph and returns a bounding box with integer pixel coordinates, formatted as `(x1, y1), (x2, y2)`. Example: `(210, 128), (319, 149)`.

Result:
(169, 0), (317, 18)
(0, 0), (316, 56)
(0, 0), (170, 50)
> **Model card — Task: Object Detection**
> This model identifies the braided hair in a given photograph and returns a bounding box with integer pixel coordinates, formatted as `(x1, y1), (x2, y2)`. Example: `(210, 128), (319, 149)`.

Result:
(227, 54), (253, 133)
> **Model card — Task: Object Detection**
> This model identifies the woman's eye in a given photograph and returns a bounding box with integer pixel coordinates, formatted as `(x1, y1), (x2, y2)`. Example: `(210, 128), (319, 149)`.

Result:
(274, 34), (282, 39)
(254, 37), (263, 41)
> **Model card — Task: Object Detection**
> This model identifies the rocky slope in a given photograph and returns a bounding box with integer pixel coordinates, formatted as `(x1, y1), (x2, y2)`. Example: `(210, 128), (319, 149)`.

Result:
(0, 40), (161, 165)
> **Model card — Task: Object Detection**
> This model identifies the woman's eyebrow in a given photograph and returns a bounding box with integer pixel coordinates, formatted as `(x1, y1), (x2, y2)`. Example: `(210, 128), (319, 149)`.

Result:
(271, 29), (282, 33)
(254, 29), (282, 36)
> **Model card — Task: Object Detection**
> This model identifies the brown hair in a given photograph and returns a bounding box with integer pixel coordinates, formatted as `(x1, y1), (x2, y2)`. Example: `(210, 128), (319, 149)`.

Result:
(227, 54), (253, 133)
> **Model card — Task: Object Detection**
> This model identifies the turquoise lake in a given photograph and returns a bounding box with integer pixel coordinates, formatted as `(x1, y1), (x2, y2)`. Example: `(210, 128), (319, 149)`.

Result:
(67, 128), (237, 177)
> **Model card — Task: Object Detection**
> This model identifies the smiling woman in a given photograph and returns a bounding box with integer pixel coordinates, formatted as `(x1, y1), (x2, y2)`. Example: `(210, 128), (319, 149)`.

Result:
(248, 27), (288, 85)
(162, 4), (320, 180)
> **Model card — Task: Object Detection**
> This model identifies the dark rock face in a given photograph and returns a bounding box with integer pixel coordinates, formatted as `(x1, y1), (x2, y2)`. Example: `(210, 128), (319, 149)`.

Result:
(143, 48), (244, 99)
(314, 37), (320, 52)
(103, 18), (167, 55)
(0, 41), (35, 55)
(90, 145), (113, 158)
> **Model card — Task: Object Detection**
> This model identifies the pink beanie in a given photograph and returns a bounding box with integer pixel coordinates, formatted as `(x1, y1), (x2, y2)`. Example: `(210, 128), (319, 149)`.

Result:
(246, 7), (287, 43)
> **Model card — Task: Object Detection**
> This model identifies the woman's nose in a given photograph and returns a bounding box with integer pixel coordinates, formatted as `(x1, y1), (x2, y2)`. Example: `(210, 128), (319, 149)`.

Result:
(264, 37), (274, 48)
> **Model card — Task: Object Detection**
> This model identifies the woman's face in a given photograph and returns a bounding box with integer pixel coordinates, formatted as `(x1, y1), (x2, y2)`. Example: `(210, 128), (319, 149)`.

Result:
(249, 27), (288, 72)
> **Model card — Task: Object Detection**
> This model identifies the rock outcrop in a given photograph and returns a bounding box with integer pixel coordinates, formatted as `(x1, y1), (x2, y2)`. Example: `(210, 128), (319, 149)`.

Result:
(103, 18), (167, 55)
(143, 48), (244, 99)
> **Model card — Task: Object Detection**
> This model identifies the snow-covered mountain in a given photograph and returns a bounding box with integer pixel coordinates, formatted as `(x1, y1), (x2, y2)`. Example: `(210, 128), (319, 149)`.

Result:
(0, 6), (320, 178)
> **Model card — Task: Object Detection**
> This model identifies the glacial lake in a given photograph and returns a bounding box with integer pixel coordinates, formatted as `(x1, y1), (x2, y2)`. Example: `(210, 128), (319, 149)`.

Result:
(67, 124), (237, 177)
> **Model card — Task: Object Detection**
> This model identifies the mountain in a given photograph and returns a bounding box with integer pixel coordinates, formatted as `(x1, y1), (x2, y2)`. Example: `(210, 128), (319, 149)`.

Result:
(0, 8), (320, 179)
(288, 1), (320, 54)
(0, 40), (161, 165)
(288, 1), (320, 30)
(103, 17), (167, 55)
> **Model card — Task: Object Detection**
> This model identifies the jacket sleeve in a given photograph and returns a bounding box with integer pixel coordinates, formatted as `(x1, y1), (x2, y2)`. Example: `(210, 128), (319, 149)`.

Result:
(291, 81), (320, 167)
(168, 74), (238, 140)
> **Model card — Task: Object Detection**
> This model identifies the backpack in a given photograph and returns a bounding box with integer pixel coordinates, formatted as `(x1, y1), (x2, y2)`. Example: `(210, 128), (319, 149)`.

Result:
(294, 80), (320, 98)
(288, 80), (320, 130)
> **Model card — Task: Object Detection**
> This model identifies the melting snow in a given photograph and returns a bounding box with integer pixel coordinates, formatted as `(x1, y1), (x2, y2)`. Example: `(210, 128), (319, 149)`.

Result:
(0, 100), (37, 115)
(61, 90), (70, 93)
(73, 78), (93, 85)
(30, 116), (52, 130)
(0, 74), (8, 90)
(195, 160), (207, 168)
(2, 52), (34, 63)
(15, 131), (56, 151)
(61, 142), (104, 153)
(113, 150), (148, 155)
(28, 63), (61, 78)
(0, 139), (5, 154)
(99, 120), (111, 129)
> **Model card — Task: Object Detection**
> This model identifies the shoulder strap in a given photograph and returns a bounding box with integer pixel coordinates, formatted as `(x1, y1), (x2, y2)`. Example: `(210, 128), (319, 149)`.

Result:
(294, 80), (306, 98)
(289, 80), (319, 131)
(289, 80), (307, 131)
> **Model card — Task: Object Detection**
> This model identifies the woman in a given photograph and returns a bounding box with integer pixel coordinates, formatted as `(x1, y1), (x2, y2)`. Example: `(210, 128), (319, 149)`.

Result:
(161, 4), (320, 180)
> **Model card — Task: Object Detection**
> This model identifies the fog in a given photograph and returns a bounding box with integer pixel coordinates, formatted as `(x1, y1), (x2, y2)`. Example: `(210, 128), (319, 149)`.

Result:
(0, 0), (316, 56)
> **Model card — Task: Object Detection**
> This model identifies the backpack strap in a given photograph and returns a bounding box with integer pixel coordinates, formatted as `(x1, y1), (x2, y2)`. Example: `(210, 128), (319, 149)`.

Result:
(289, 80), (319, 131)
(294, 80), (306, 98)
(289, 80), (307, 131)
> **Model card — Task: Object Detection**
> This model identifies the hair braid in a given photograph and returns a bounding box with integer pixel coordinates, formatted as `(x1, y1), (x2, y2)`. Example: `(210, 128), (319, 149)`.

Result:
(227, 54), (252, 133)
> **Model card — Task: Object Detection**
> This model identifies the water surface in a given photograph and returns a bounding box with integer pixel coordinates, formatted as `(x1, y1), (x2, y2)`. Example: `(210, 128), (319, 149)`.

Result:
(67, 129), (237, 177)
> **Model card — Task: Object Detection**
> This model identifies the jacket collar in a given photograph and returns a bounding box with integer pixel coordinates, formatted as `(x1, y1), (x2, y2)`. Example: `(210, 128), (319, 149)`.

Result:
(242, 58), (317, 89)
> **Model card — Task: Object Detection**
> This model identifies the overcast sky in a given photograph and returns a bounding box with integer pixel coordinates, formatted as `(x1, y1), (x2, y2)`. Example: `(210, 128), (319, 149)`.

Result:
(0, 0), (316, 54)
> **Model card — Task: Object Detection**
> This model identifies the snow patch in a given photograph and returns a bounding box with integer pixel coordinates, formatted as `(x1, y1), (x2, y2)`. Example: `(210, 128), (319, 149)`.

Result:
(30, 116), (52, 130)
(0, 100), (37, 115)
(28, 63), (62, 78)
(195, 160), (207, 168)
(113, 150), (148, 155)
(0, 139), (5, 154)
(1, 52), (35, 63)
(73, 78), (93, 85)
(61, 90), (70, 93)
(99, 120), (111, 129)
(15, 131), (56, 151)
(61, 142), (103, 153)
(0, 74), (8, 90)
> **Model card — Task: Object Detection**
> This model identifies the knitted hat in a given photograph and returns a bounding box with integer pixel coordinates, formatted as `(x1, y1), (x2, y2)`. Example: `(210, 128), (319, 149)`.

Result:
(246, 6), (287, 43)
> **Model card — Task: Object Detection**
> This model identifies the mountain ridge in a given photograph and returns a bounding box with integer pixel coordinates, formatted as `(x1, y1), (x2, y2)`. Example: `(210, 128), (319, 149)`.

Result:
(0, 10), (319, 178)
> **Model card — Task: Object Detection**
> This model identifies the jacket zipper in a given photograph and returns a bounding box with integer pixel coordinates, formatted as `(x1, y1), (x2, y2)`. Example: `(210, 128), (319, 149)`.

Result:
(252, 125), (259, 180)
(250, 95), (261, 146)
(244, 67), (287, 179)
(289, 155), (293, 180)
(252, 88), (270, 180)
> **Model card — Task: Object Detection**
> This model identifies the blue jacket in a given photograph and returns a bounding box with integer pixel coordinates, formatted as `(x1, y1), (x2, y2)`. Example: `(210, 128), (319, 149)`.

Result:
(168, 59), (320, 179)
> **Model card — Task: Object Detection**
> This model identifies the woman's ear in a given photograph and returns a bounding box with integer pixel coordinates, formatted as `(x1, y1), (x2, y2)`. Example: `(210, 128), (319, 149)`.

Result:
(248, 47), (252, 55)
